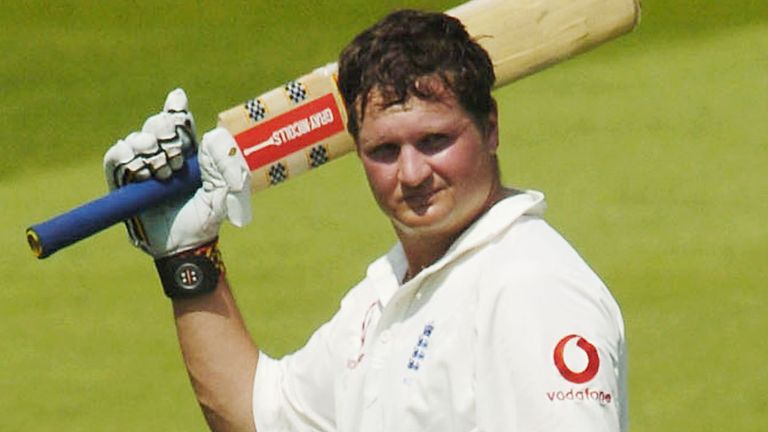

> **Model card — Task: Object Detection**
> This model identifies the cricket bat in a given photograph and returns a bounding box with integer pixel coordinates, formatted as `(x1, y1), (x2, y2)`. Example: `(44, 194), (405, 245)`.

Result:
(26, 0), (640, 258)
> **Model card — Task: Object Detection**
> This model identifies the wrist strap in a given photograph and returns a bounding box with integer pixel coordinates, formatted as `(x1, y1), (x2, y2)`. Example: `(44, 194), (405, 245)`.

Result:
(154, 239), (226, 299)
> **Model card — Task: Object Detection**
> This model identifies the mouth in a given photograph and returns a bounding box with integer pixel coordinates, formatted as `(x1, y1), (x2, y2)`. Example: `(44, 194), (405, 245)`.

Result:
(402, 188), (441, 214)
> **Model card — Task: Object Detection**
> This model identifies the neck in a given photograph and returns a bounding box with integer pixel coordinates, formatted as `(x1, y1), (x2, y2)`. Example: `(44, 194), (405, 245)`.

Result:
(397, 184), (517, 283)
(398, 231), (459, 283)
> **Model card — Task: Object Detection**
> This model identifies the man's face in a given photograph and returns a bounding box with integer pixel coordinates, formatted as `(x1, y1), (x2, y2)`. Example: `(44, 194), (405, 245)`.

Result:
(356, 87), (500, 240)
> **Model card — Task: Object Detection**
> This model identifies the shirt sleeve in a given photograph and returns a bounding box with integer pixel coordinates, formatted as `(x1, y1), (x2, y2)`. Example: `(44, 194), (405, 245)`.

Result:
(475, 262), (628, 432)
(252, 292), (360, 432)
(250, 278), (376, 432)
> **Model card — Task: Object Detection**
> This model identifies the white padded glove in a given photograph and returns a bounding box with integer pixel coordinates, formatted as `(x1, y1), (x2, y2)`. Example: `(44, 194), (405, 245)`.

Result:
(103, 89), (252, 258)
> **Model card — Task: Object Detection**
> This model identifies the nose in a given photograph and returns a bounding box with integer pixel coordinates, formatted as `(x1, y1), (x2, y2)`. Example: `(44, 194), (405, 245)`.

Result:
(397, 144), (432, 187)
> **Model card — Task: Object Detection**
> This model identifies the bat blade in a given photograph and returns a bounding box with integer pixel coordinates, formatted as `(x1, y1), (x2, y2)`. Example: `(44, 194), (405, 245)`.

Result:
(26, 0), (640, 258)
(450, 0), (641, 86)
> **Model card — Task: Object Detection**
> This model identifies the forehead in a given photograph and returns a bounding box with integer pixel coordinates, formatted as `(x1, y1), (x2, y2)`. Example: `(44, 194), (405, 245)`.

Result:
(359, 96), (468, 138)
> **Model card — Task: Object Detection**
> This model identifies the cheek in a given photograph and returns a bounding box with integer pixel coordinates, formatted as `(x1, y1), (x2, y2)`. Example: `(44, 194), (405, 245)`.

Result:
(435, 144), (491, 184)
(362, 161), (398, 200)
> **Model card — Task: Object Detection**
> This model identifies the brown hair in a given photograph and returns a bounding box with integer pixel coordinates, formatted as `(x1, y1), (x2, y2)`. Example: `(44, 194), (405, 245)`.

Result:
(338, 9), (496, 139)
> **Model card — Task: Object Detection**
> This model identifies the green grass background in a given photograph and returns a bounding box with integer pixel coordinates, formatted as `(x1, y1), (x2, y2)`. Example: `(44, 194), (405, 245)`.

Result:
(1, 0), (766, 430)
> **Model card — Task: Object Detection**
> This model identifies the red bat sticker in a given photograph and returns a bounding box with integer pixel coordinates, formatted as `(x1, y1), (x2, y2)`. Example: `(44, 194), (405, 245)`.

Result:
(235, 93), (345, 170)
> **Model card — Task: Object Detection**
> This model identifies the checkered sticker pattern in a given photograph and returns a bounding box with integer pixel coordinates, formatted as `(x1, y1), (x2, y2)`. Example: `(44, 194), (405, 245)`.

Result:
(308, 144), (329, 168)
(267, 162), (288, 185)
(285, 81), (308, 104)
(245, 98), (266, 122)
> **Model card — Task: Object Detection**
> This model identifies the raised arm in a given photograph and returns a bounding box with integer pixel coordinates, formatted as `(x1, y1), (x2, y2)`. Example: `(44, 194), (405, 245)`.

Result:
(103, 89), (258, 431)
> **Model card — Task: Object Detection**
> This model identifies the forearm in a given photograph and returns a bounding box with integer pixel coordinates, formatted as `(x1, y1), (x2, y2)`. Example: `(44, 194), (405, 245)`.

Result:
(173, 275), (258, 432)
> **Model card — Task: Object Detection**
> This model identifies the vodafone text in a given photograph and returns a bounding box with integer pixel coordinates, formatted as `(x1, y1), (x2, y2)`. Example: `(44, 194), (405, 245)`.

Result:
(546, 387), (613, 406)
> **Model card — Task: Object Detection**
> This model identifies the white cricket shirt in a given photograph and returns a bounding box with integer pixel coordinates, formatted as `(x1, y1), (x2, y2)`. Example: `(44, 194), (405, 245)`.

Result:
(252, 191), (627, 432)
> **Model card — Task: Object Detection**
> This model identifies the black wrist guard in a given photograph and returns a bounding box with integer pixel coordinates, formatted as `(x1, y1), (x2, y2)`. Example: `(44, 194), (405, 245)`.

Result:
(154, 239), (225, 299)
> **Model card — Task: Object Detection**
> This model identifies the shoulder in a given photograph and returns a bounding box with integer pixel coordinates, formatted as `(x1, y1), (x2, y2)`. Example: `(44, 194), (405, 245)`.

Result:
(484, 214), (610, 293)
(476, 215), (624, 342)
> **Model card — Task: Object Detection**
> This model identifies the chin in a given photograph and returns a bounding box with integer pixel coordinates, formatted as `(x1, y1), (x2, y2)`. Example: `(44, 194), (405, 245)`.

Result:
(392, 208), (460, 236)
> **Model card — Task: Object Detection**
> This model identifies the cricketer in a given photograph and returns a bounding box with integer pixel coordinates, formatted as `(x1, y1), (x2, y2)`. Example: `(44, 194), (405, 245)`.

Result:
(102, 9), (627, 432)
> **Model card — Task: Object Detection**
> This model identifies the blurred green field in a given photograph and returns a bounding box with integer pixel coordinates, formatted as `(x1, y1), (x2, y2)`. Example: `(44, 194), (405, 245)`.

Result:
(2, 0), (767, 430)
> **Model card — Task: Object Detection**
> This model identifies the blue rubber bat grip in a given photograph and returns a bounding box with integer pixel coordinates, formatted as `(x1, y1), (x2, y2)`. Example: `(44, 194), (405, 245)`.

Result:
(26, 155), (201, 259)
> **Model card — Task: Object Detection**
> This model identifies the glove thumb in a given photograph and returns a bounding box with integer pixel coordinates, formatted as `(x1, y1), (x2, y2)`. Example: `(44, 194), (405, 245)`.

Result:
(200, 127), (253, 227)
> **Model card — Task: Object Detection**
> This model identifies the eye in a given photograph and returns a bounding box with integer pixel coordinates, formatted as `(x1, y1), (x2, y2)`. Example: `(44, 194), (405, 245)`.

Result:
(365, 143), (400, 163)
(418, 133), (452, 154)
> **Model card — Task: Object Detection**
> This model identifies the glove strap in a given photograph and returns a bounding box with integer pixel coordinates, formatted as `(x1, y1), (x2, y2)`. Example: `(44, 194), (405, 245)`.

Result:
(154, 239), (225, 299)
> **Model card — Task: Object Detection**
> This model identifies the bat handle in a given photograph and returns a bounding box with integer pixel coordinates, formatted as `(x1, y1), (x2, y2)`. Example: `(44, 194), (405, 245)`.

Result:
(26, 154), (202, 259)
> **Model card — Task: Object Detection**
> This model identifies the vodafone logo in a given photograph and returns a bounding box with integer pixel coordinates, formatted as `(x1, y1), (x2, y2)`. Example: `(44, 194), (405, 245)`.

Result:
(553, 334), (600, 384)
(547, 334), (613, 406)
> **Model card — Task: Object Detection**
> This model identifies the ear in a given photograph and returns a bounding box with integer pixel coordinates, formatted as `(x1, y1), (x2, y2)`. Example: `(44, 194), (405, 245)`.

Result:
(484, 100), (499, 154)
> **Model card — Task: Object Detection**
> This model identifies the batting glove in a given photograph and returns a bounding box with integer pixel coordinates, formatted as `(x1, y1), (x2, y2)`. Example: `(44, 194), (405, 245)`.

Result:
(103, 88), (252, 258)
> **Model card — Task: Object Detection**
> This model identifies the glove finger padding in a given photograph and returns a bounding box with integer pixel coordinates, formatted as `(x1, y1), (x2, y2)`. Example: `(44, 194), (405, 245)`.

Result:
(103, 133), (155, 190)
(103, 130), (178, 253)
(142, 89), (197, 176)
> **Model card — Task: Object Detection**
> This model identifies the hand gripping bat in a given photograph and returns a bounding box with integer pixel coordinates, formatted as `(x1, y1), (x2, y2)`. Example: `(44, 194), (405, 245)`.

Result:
(26, 0), (640, 258)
